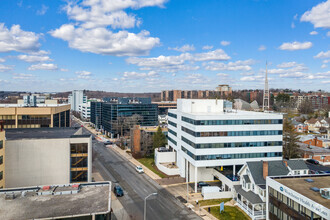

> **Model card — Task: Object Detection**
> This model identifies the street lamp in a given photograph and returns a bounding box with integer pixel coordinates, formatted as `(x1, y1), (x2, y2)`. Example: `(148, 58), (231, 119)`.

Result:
(144, 192), (158, 220)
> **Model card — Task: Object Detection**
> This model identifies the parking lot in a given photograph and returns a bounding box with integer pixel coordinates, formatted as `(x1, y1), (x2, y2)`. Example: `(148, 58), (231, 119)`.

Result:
(305, 162), (330, 173)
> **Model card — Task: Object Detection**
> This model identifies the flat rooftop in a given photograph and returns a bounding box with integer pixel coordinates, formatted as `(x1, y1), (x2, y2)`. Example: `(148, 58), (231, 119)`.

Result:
(0, 182), (111, 220)
(0, 104), (69, 107)
(275, 175), (330, 208)
(5, 127), (90, 140)
(298, 143), (330, 155)
(171, 109), (283, 117)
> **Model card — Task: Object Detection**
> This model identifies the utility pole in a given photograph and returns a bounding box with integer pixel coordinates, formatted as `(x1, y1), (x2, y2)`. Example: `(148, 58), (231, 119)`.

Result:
(262, 62), (270, 111)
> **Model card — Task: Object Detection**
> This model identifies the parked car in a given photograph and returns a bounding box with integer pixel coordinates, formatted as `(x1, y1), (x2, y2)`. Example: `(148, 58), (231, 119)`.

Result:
(306, 159), (319, 165)
(197, 181), (210, 188)
(104, 140), (113, 145)
(114, 185), (124, 197)
(136, 166), (144, 173)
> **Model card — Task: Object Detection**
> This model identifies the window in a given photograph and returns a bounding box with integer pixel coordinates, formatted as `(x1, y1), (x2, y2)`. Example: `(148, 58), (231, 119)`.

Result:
(0, 156), (2, 165)
(0, 171), (2, 180)
(0, 140), (2, 149)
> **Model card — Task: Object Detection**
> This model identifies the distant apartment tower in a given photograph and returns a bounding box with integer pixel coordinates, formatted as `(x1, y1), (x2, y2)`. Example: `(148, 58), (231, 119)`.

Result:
(4, 127), (92, 188)
(91, 97), (158, 136)
(0, 103), (71, 129)
(309, 95), (330, 110)
(0, 125), (5, 189)
(68, 90), (87, 111)
(168, 99), (283, 192)
(161, 86), (232, 102)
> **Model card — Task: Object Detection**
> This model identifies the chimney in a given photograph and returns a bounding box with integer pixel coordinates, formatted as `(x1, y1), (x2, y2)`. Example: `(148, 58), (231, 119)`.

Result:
(263, 161), (268, 179)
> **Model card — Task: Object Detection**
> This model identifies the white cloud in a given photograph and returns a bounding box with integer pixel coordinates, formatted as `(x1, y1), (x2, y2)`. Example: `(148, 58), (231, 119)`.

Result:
(121, 71), (159, 80)
(126, 49), (230, 72)
(50, 25), (160, 56)
(217, 73), (228, 77)
(314, 50), (330, 59)
(293, 14), (298, 20)
(0, 23), (40, 53)
(0, 58), (5, 62)
(0, 64), (13, 72)
(17, 54), (52, 63)
(327, 31), (330, 37)
(240, 75), (263, 81)
(12, 73), (34, 80)
(279, 41), (312, 51)
(321, 80), (330, 84)
(168, 44), (195, 52)
(269, 62), (308, 74)
(220, 41), (230, 46)
(203, 59), (255, 71)
(279, 72), (307, 78)
(310, 31), (318, 35)
(202, 45), (213, 50)
(321, 64), (327, 69)
(37, 4), (48, 15)
(291, 22), (295, 29)
(28, 63), (58, 71)
(258, 45), (266, 51)
(177, 73), (210, 85)
(277, 61), (301, 68)
(301, 0), (330, 28)
(76, 70), (92, 79)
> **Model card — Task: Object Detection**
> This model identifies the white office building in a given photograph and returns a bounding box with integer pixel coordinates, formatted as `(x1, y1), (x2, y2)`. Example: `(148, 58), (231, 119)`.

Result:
(68, 90), (87, 111)
(79, 102), (91, 120)
(168, 99), (283, 192)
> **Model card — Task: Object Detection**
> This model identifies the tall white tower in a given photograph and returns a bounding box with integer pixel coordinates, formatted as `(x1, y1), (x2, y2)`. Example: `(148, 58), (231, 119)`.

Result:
(262, 62), (270, 111)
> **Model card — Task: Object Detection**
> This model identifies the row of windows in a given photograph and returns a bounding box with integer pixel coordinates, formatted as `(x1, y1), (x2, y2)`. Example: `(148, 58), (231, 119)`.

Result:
(168, 128), (177, 137)
(168, 121), (177, 128)
(168, 136), (177, 145)
(181, 146), (282, 160)
(181, 136), (283, 149)
(182, 116), (283, 126)
(168, 112), (177, 119)
(0, 115), (15, 120)
(181, 126), (283, 137)
(269, 187), (321, 219)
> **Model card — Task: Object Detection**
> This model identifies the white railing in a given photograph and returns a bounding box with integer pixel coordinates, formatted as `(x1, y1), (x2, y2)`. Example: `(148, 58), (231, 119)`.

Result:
(236, 199), (265, 219)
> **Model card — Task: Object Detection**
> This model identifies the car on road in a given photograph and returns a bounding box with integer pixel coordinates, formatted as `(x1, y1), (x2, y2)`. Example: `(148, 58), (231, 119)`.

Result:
(135, 166), (144, 173)
(197, 181), (210, 188)
(114, 185), (124, 197)
(306, 159), (319, 165)
(104, 141), (113, 145)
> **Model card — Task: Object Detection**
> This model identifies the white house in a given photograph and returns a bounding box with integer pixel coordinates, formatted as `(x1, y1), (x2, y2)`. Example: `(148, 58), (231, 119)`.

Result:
(167, 99), (283, 192)
(234, 160), (309, 220)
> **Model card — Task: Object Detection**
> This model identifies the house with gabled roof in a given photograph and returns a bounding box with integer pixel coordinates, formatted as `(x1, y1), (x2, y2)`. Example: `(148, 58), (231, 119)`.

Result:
(233, 160), (309, 220)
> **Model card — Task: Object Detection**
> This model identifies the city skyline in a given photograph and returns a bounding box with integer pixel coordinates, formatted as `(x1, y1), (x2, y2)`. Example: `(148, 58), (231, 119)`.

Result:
(0, 0), (329, 92)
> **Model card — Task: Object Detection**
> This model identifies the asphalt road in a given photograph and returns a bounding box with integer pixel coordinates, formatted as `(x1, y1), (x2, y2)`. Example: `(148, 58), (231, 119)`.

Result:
(82, 128), (201, 220)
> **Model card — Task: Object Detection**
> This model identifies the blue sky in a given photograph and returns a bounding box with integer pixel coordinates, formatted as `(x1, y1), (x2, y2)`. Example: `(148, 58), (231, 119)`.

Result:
(0, 0), (329, 92)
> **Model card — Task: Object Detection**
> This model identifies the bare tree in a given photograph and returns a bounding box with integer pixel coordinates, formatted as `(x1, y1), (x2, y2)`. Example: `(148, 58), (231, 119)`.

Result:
(298, 99), (313, 114)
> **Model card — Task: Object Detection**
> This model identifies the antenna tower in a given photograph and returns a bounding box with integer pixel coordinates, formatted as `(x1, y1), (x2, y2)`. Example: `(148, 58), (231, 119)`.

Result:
(262, 62), (270, 111)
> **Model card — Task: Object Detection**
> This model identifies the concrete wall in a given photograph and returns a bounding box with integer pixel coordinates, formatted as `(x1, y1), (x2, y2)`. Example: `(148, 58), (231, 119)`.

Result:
(155, 150), (179, 175)
(156, 163), (180, 176)
(5, 136), (91, 188)
(188, 164), (214, 182)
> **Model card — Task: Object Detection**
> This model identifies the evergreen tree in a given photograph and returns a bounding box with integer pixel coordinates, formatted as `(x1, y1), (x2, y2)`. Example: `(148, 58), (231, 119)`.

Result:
(283, 119), (300, 159)
(153, 126), (167, 149)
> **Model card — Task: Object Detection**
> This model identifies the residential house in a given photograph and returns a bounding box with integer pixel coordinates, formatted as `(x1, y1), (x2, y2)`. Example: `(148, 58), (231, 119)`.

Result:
(304, 118), (330, 132)
(233, 160), (309, 220)
(292, 120), (308, 133)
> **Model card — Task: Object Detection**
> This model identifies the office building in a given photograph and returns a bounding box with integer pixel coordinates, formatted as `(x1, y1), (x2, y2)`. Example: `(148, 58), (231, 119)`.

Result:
(68, 90), (87, 111)
(91, 97), (158, 137)
(0, 103), (70, 129)
(0, 182), (111, 220)
(168, 99), (283, 192)
(5, 127), (92, 188)
(267, 175), (330, 220)
(234, 160), (309, 220)
(215, 84), (232, 96)
(152, 101), (177, 115)
(0, 125), (4, 189)
(91, 101), (103, 129)
(79, 102), (91, 120)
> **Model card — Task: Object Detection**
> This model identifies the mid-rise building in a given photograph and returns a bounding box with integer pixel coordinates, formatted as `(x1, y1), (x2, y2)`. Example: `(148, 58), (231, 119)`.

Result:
(68, 90), (87, 111)
(130, 125), (168, 157)
(90, 97), (158, 137)
(234, 160), (309, 220)
(168, 99), (283, 192)
(79, 102), (91, 120)
(4, 127), (92, 188)
(215, 84), (232, 96)
(267, 175), (330, 220)
(152, 101), (177, 115)
(0, 124), (5, 189)
(0, 103), (70, 129)
(0, 182), (111, 220)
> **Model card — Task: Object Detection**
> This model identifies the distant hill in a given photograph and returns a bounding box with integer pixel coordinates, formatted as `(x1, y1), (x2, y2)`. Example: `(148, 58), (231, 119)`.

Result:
(55, 90), (161, 102)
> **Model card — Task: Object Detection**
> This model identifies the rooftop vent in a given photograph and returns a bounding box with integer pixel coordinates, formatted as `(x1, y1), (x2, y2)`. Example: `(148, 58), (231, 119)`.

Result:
(310, 187), (320, 192)
(320, 188), (330, 199)
(304, 179), (314, 183)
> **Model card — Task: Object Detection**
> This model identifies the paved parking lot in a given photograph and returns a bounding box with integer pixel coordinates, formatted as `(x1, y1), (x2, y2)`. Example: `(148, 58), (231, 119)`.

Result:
(306, 162), (330, 172)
